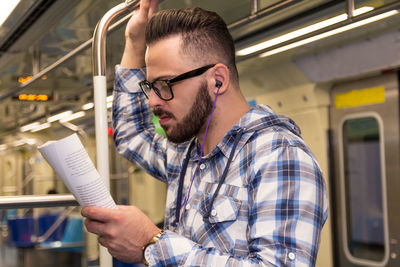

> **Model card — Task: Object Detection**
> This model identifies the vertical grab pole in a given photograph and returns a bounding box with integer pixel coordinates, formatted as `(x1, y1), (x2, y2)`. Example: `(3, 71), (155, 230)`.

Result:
(347, 0), (355, 18)
(92, 1), (139, 267)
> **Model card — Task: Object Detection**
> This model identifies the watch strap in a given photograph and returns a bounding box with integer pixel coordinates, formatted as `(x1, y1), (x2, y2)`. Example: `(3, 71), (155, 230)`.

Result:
(142, 230), (164, 266)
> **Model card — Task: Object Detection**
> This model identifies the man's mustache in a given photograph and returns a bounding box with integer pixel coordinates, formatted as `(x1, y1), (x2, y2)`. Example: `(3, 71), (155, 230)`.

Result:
(152, 108), (175, 119)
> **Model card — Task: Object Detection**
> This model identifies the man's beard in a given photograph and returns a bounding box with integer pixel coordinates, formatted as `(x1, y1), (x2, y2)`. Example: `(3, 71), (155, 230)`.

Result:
(153, 81), (213, 143)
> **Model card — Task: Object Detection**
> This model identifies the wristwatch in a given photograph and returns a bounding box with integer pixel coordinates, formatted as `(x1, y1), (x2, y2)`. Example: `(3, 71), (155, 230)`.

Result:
(142, 230), (164, 266)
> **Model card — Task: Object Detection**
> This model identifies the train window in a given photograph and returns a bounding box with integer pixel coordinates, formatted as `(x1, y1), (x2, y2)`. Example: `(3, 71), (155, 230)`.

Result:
(342, 116), (387, 262)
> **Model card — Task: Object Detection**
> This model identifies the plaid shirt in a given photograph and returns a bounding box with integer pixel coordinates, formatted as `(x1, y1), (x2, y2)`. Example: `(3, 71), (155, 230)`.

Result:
(112, 65), (328, 266)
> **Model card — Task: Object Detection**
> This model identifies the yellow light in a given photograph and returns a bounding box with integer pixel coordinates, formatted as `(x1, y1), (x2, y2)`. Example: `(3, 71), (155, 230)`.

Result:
(18, 75), (32, 84)
(17, 93), (50, 101)
(37, 94), (49, 101)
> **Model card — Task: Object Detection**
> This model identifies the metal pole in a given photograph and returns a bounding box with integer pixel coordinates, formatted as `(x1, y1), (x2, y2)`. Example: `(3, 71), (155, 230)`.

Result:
(251, 0), (258, 15)
(228, 0), (300, 31)
(0, 7), (135, 102)
(92, 1), (139, 266)
(0, 195), (78, 209)
(347, 0), (355, 18)
(236, 1), (400, 62)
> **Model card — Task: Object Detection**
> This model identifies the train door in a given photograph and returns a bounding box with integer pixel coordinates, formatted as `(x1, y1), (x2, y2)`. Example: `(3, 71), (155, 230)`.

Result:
(330, 72), (400, 267)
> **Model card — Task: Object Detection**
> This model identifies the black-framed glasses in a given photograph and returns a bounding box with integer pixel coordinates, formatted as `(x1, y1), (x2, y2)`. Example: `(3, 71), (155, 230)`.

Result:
(139, 64), (216, 101)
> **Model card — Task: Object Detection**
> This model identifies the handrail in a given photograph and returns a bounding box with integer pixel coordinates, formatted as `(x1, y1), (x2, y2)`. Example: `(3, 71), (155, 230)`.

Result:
(0, 194), (78, 209)
(0, 5), (136, 102)
(93, 0), (140, 76)
(228, 0), (300, 31)
(0, 0), (281, 103)
(92, 1), (139, 267)
(236, 1), (400, 62)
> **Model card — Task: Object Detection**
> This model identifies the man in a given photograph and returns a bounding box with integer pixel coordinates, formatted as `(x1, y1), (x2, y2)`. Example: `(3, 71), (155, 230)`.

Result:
(82, 0), (328, 266)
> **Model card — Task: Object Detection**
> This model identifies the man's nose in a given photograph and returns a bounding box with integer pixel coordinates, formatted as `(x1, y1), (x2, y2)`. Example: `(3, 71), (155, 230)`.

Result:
(148, 89), (165, 108)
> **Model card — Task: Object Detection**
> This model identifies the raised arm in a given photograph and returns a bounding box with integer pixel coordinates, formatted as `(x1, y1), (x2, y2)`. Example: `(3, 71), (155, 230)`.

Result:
(112, 0), (176, 181)
(121, 0), (158, 68)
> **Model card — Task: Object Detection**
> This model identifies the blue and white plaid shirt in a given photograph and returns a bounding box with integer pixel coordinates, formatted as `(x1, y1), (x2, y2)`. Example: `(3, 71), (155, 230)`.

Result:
(112, 65), (328, 266)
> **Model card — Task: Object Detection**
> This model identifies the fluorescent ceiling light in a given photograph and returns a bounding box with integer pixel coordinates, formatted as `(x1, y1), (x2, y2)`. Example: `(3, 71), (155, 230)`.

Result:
(107, 102), (112, 109)
(0, 0), (21, 27)
(13, 139), (26, 147)
(30, 122), (51, 132)
(60, 121), (80, 132)
(236, 6), (373, 56)
(47, 110), (72, 122)
(24, 138), (37, 145)
(106, 95), (113, 103)
(60, 111), (86, 123)
(20, 122), (40, 132)
(259, 9), (399, 58)
(82, 102), (94, 110)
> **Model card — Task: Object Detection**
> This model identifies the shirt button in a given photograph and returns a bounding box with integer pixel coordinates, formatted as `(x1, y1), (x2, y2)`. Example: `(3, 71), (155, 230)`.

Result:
(199, 163), (206, 170)
(211, 209), (217, 217)
(185, 204), (191, 210)
(288, 252), (296, 261)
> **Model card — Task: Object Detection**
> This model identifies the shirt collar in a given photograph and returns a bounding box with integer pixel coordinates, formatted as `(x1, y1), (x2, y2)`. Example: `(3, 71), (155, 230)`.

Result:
(187, 105), (279, 160)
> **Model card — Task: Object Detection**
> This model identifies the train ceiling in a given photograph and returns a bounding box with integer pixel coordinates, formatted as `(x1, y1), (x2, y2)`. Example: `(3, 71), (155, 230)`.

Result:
(0, 0), (399, 139)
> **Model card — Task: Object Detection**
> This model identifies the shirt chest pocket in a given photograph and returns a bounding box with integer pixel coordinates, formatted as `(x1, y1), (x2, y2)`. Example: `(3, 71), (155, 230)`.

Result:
(199, 193), (242, 223)
(192, 183), (247, 255)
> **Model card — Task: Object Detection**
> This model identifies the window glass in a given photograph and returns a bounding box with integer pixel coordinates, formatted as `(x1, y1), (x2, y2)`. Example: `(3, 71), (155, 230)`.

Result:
(342, 117), (385, 261)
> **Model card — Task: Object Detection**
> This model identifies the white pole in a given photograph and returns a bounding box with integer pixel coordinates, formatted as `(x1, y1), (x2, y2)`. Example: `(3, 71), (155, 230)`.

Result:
(93, 75), (110, 189)
(93, 75), (112, 267)
(92, 1), (169, 266)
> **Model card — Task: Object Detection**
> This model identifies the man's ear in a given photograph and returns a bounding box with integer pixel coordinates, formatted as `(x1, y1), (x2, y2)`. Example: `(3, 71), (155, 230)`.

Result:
(209, 63), (230, 95)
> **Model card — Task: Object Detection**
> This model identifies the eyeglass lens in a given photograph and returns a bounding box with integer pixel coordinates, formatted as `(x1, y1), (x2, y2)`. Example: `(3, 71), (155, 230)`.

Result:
(142, 80), (172, 100)
(140, 64), (216, 101)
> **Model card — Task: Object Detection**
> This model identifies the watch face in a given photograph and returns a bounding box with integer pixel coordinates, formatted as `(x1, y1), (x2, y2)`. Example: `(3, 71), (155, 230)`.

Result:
(144, 243), (156, 265)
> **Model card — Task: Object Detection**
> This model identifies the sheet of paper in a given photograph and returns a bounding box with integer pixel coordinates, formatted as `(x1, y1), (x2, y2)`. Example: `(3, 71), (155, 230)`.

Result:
(38, 133), (116, 209)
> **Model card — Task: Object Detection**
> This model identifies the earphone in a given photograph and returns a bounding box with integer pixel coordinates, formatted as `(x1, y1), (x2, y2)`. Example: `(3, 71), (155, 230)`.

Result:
(179, 79), (222, 222)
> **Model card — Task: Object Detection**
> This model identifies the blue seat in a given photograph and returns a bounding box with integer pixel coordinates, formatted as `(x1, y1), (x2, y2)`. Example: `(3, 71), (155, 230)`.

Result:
(38, 216), (84, 252)
(38, 214), (67, 242)
(8, 216), (35, 247)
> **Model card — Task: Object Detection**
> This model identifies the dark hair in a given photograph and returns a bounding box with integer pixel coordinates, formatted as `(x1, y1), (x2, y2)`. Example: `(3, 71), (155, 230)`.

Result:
(145, 7), (239, 85)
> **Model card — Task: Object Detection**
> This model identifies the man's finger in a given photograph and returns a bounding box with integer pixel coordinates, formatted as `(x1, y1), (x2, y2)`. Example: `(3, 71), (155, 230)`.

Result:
(81, 206), (115, 222)
(98, 235), (109, 248)
(138, 0), (151, 19)
(84, 218), (107, 236)
(148, 0), (159, 17)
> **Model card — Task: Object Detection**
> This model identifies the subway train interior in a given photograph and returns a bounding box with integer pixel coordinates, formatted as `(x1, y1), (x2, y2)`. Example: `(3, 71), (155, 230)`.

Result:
(0, 0), (399, 266)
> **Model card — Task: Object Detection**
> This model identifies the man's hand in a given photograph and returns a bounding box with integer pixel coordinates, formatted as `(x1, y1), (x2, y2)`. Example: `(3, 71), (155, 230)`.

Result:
(81, 205), (161, 263)
(121, 0), (158, 68)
